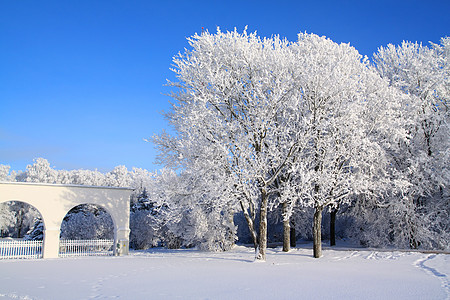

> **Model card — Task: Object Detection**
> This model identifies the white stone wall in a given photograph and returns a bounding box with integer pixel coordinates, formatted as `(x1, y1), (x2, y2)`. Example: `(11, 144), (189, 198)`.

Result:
(0, 182), (132, 258)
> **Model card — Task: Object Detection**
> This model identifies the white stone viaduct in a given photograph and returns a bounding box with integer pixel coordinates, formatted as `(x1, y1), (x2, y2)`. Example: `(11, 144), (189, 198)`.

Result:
(0, 182), (133, 258)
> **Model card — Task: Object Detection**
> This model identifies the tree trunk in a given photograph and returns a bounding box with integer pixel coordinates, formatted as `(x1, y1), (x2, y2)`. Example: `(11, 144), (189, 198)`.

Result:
(240, 201), (258, 251)
(227, 209), (236, 248)
(290, 220), (296, 248)
(313, 206), (324, 258)
(282, 202), (290, 252)
(17, 209), (24, 238)
(330, 207), (337, 247)
(256, 187), (268, 261)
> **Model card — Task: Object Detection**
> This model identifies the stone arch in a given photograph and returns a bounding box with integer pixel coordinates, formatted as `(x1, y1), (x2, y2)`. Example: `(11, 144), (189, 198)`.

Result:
(0, 182), (132, 258)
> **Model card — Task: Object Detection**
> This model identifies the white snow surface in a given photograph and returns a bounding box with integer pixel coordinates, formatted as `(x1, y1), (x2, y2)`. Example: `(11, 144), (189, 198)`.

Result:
(1, 245), (449, 300)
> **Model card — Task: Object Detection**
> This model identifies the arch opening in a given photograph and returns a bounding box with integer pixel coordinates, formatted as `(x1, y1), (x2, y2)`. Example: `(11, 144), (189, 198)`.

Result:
(0, 201), (44, 240)
(60, 204), (115, 240)
(59, 204), (116, 257)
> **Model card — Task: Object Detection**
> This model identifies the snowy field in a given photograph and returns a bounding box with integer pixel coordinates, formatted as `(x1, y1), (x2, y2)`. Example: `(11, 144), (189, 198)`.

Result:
(1, 245), (449, 300)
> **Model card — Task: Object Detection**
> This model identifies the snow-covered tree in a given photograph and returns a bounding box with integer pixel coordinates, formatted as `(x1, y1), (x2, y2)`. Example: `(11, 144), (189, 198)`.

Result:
(154, 28), (308, 260)
(65, 169), (107, 186)
(0, 165), (11, 181)
(0, 202), (15, 237)
(0, 201), (42, 239)
(148, 168), (237, 251)
(371, 37), (450, 250)
(105, 165), (132, 187)
(268, 33), (409, 257)
(25, 158), (58, 183)
(154, 28), (414, 259)
(60, 204), (114, 240)
(129, 187), (163, 249)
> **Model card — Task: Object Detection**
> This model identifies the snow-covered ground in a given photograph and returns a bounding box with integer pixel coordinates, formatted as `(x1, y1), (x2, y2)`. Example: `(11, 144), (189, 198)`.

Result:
(1, 245), (449, 300)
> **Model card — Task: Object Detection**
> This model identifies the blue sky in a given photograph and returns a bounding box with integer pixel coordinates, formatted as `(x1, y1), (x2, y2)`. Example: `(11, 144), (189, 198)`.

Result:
(1, 0), (449, 172)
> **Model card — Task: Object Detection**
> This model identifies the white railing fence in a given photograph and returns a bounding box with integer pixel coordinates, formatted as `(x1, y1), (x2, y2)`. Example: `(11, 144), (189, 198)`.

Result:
(59, 239), (114, 257)
(0, 239), (114, 259)
(0, 239), (43, 259)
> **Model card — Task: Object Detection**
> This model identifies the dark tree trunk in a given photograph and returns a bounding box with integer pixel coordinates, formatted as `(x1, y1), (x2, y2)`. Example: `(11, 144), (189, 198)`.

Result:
(313, 206), (324, 258)
(282, 202), (290, 252)
(17, 209), (24, 238)
(240, 201), (258, 251)
(256, 187), (268, 261)
(290, 220), (296, 248)
(330, 207), (337, 246)
(409, 225), (419, 249)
